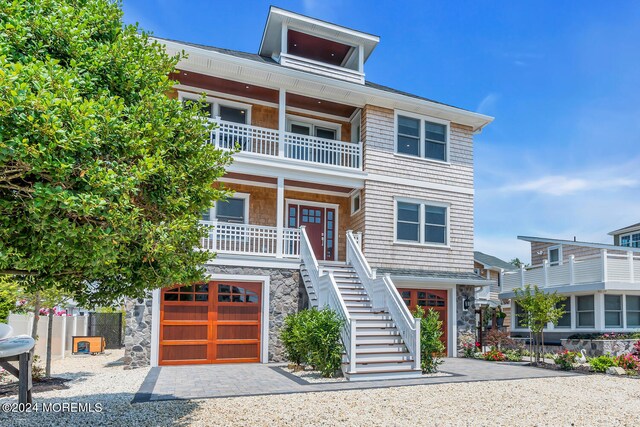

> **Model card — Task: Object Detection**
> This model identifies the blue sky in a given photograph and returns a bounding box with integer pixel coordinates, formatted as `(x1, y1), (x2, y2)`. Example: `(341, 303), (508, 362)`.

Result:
(122, 0), (640, 263)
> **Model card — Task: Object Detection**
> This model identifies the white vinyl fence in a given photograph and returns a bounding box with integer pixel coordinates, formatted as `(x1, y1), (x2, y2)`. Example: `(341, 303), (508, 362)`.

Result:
(7, 313), (89, 361)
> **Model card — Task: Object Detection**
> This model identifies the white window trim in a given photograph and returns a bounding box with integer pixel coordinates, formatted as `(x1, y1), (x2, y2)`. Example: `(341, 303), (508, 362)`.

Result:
(286, 114), (341, 140)
(619, 231), (640, 248)
(393, 197), (450, 248)
(604, 294), (623, 328)
(394, 110), (450, 164)
(547, 245), (563, 266)
(576, 294), (595, 329)
(213, 193), (250, 224)
(178, 91), (252, 124)
(350, 189), (361, 215)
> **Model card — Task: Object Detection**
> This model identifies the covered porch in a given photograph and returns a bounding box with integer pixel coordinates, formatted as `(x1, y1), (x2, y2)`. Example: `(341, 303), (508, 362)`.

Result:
(200, 173), (362, 263)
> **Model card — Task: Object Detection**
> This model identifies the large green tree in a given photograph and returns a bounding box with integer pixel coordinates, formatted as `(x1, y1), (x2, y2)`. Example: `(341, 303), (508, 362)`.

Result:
(0, 0), (231, 305)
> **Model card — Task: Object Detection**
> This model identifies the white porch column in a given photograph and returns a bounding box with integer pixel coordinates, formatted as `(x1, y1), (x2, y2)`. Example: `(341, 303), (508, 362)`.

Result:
(276, 176), (284, 258)
(278, 89), (286, 158)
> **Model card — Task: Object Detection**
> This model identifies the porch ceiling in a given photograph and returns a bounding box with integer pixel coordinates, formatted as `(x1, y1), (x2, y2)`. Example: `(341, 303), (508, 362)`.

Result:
(222, 173), (354, 195)
(174, 70), (278, 103)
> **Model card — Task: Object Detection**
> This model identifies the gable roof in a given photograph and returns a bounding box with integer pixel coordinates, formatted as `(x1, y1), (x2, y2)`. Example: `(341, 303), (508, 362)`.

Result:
(474, 251), (517, 271)
(608, 222), (640, 236)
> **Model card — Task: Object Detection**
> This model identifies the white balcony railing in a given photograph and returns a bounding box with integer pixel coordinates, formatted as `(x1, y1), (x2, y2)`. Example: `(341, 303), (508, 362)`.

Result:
(200, 221), (300, 258)
(210, 119), (362, 170)
(501, 250), (640, 293)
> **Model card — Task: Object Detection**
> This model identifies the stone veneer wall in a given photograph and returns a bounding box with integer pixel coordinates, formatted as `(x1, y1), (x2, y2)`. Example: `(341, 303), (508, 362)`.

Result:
(123, 266), (303, 368)
(561, 339), (638, 357)
(123, 295), (152, 369)
(456, 285), (476, 356)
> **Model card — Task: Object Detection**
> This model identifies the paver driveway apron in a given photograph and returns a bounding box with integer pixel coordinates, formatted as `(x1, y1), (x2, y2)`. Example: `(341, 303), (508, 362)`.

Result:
(134, 357), (579, 402)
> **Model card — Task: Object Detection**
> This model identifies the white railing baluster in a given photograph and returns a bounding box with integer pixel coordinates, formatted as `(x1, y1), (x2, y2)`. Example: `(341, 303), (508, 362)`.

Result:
(345, 231), (421, 371)
(199, 221), (300, 258)
(300, 227), (354, 373)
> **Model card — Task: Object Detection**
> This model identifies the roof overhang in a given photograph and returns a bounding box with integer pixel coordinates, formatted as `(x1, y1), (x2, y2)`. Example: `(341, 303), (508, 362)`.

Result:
(156, 38), (494, 132)
(259, 6), (380, 62)
(389, 274), (494, 287)
(608, 223), (640, 236)
(517, 235), (640, 253)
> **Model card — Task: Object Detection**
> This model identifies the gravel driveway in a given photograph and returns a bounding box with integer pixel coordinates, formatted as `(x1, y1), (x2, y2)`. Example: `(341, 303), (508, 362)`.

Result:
(1, 350), (639, 426)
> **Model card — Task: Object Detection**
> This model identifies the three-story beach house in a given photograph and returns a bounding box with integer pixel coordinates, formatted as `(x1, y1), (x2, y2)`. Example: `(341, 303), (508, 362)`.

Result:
(124, 6), (493, 380)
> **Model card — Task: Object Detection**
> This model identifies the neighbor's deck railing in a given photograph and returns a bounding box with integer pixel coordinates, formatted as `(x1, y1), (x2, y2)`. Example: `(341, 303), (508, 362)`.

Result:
(210, 119), (362, 170)
(200, 221), (300, 258)
(501, 249), (640, 293)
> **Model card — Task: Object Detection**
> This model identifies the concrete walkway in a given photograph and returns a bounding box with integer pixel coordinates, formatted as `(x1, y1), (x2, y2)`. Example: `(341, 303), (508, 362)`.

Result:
(133, 358), (578, 402)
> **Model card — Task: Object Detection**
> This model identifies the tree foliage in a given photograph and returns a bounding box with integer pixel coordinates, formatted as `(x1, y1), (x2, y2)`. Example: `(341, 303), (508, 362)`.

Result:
(0, 0), (232, 305)
(514, 285), (565, 364)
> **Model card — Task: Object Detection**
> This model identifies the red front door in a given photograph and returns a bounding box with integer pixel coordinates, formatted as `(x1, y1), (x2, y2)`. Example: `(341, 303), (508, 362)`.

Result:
(288, 204), (336, 261)
(300, 205), (324, 259)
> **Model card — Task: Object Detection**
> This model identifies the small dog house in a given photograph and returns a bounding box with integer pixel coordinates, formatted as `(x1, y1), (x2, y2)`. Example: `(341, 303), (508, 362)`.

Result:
(72, 336), (106, 354)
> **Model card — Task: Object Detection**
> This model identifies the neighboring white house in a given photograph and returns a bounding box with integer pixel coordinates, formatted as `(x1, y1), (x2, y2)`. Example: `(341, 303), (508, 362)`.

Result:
(500, 224), (640, 341)
(124, 6), (493, 380)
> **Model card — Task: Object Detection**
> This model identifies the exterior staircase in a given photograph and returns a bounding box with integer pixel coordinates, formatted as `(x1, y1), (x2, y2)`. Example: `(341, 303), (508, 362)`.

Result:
(300, 258), (422, 381)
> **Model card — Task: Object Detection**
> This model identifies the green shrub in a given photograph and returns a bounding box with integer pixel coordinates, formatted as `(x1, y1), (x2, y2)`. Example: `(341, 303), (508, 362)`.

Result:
(553, 350), (577, 370)
(504, 349), (524, 362)
(589, 355), (616, 373)
(280, 308), (344, 377)
(413, 306), (445, 373)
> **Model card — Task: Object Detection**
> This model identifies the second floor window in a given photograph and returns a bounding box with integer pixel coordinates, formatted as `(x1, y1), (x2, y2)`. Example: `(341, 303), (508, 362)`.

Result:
(396, 201), (448, 245)
(620, 232), (640, 248)
(396, 113), (448, 162)
(202, 196), (248, 224)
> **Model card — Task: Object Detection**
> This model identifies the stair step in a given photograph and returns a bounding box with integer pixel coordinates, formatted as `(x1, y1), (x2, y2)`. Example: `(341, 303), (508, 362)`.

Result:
(351, 313), (391, 320)
(345, 301), (372, 308)
(356, 329), (401, 337)
(345, 360), (415, 370)
(333, 278), (362, 284)
(344, 367), (422, 382)
(355, 321), (396, 329)
(342, 295), (370, 302)
(356, 352), (413, 363)
(340, 289), (368, 295)
(356, 344), (407, 354)
(356, 336), (404, 345)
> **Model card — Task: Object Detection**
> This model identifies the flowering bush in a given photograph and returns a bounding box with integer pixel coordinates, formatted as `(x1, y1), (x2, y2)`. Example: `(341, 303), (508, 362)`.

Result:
(38, 307), (67, 316)
(632, 340), (640, 356)
(459, 331), (480, 358)
(553, 350), (577, 370)
(615, 354), (640, 371)
(483, 349), (506, 361)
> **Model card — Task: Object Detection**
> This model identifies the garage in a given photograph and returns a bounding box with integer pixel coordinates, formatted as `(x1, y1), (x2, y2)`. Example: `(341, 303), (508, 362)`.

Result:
(398, 288), (448, 352)
(159, 281), (262, 365)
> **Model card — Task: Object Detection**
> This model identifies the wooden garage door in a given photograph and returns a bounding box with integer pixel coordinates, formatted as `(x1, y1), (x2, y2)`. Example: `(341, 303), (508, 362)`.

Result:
(159, 281), (262, 365)
(398, 288), (448, 353)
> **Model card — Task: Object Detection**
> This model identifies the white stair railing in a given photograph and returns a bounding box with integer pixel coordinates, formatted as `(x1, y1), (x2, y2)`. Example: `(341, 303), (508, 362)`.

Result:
(300, 227), (356, 373)
(346, 230), (421, 371)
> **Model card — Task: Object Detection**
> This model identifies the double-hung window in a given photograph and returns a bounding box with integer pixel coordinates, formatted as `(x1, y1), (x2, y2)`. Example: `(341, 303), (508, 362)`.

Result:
(620, 232), (640, 248)
(555, 298), (571, 328)
(627, 296), (640, 327)
(202, 194), (249, 224)
(604, 295), (622, 328)
(576, 295), (595, 328)
(396, 200), (448, 245)
(396, 113), (449, 162)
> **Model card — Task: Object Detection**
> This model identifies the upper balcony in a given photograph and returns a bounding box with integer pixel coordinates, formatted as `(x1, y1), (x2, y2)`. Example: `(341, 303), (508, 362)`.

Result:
(211, 118), (362, 170)
(500, 250), (640, 297)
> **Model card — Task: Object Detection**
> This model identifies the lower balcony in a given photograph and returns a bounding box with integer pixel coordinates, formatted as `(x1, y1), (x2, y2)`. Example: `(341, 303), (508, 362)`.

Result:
(200, 221), (301, 259)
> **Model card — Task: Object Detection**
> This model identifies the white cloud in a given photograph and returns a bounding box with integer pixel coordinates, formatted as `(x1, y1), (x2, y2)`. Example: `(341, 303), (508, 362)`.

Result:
(302, 0), (336, 20)
(499, 175), (637, 196)
(476, 93), (499, 115)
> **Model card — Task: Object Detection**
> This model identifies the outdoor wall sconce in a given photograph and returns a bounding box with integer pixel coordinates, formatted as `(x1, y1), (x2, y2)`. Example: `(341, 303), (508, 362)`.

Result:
(463, 297), (471, 311)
